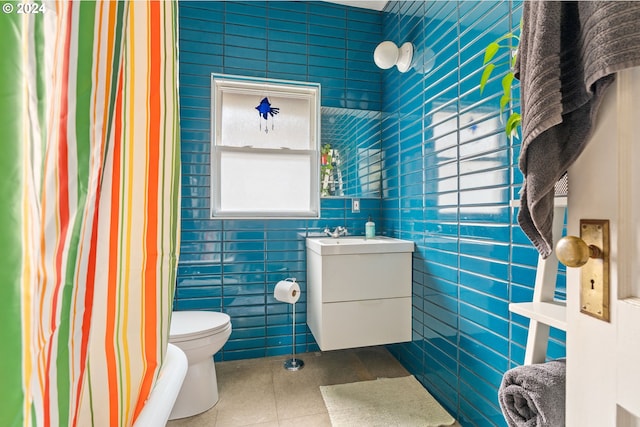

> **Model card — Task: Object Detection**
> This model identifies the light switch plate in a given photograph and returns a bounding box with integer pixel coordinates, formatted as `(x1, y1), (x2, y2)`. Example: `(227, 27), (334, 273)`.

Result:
(352, 198), (360, 213)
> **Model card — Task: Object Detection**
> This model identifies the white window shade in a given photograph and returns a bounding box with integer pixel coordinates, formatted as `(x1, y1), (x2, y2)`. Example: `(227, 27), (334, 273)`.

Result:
(211, 74), (320, 218)
(216, 149), (316, 216)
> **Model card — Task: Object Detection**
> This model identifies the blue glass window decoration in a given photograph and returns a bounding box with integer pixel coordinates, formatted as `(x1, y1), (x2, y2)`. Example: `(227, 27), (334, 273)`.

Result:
(255, 97), (279, 133)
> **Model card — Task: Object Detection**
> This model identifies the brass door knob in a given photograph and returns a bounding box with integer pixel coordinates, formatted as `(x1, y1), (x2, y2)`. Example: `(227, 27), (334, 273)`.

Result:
(556, 235), (602, 268)
(557, 220), (610, 322)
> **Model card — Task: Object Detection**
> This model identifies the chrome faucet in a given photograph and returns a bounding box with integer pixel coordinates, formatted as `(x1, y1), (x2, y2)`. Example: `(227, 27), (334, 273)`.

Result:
(324, 226), (348, 238)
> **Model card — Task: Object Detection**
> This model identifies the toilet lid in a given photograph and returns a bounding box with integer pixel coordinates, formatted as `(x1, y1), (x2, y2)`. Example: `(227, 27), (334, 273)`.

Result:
(170, 311), (231, 341)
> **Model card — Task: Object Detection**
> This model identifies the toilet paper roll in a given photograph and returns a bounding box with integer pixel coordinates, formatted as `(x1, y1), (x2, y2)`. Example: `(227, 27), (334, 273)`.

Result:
(274, 279), (301, 304)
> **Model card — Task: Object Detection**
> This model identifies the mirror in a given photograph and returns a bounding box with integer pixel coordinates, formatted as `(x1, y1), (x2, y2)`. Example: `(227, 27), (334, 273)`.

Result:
(320, 107), (382, 198)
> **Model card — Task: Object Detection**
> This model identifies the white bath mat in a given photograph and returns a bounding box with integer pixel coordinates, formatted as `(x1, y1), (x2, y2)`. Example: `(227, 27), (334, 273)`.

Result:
(320, 375), (455, 426)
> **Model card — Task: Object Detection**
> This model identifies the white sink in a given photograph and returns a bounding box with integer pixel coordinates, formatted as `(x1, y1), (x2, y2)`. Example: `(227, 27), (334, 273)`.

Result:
(306, 236), (414, 255)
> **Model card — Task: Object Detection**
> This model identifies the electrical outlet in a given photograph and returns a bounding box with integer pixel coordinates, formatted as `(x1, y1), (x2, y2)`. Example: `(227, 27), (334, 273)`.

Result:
(352, 198), (360, 213)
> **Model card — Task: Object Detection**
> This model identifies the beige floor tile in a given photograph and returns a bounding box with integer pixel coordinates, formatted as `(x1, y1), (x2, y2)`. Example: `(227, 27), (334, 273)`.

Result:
(272, 374), (327, 419)
(228, 422), (279, 427)
(290, 350), (368, 385)
(214, 382), (278, 426)
(270, 354), (328, 420)
(352, 346), (410, 379)
(167, 406), (217, 427)
(215, 399), (278, 426)
(164, 346), (458, 427)
(219, 421), (278, 427)
(213, 358), (278, 426)
(277, 412), (332, 427)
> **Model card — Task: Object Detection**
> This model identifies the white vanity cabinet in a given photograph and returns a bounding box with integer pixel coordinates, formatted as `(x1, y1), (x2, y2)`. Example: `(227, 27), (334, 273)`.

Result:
(305, 236), (414, 351)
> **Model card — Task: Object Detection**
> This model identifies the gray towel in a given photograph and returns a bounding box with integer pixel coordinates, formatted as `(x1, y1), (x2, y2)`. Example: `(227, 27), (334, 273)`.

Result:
(498, 359), (566, 427)
(515, 1), (640, 258)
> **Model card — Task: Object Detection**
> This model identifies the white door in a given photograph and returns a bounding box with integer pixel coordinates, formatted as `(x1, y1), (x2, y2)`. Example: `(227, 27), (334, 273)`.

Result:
(566, 66), (640, 426)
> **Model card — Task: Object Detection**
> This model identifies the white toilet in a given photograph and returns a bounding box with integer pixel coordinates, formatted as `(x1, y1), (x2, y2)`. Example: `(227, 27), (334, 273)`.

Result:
(168, 310), (232, 420)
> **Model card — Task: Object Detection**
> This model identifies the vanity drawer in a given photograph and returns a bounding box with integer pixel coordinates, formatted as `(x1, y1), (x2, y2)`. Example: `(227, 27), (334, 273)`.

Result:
(314, 297), (411, 351)
(320, 252), (412, 302)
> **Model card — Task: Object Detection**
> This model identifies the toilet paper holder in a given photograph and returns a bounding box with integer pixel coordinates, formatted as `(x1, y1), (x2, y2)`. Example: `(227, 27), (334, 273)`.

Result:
(275, 278), (304, 371)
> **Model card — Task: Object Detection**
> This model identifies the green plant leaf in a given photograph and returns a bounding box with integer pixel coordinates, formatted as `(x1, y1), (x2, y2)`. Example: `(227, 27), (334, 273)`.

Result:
(483, 42), (500, 64)
(495, 32), (515, 43)
(502, 73), (514, 97)
(511, 50), (518, 68)
(506, 112), (521, 138)
(479, 63), (495, 95)
(478, 25), (521, 138)
(499, 73), (514, 113)
(500, 94), (510, 114)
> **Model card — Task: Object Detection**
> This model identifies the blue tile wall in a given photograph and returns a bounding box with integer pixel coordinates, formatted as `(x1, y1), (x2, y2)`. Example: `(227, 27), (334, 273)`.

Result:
(177, 1), (567, 425)
(177, 1), (384, 361)
(380, 1), (566, 426)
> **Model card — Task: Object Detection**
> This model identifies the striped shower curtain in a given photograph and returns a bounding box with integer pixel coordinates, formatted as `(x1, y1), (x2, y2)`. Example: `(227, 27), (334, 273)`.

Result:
(0, 1), (181, 426)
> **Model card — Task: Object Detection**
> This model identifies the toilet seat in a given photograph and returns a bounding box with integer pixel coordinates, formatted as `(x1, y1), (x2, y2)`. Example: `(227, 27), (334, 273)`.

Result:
(170, 311), (231, 343)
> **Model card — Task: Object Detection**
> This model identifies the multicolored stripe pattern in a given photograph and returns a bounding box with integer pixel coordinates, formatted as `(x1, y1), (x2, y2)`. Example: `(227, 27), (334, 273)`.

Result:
(0, 1), (181, 426)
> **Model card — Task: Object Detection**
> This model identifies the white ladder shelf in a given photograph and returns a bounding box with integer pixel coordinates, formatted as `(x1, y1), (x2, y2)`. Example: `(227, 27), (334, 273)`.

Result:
(509, 198), (567, 365)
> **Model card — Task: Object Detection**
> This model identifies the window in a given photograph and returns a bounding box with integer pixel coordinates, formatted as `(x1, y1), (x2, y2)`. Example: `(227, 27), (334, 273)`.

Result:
(211, 74), (320, 218)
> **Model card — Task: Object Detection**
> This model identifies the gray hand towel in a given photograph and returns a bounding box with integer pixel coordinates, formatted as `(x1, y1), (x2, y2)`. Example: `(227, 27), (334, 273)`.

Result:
(498, 359), (566, 427)
(515, 1), (640, 258)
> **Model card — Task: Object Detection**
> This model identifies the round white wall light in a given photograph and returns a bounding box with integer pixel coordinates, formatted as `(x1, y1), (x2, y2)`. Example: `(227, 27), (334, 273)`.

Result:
(373, 41), (414, 73)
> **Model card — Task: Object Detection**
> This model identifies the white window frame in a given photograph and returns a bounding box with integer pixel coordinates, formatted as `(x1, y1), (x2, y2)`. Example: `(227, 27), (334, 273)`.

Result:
(210, 74), (320, 218)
